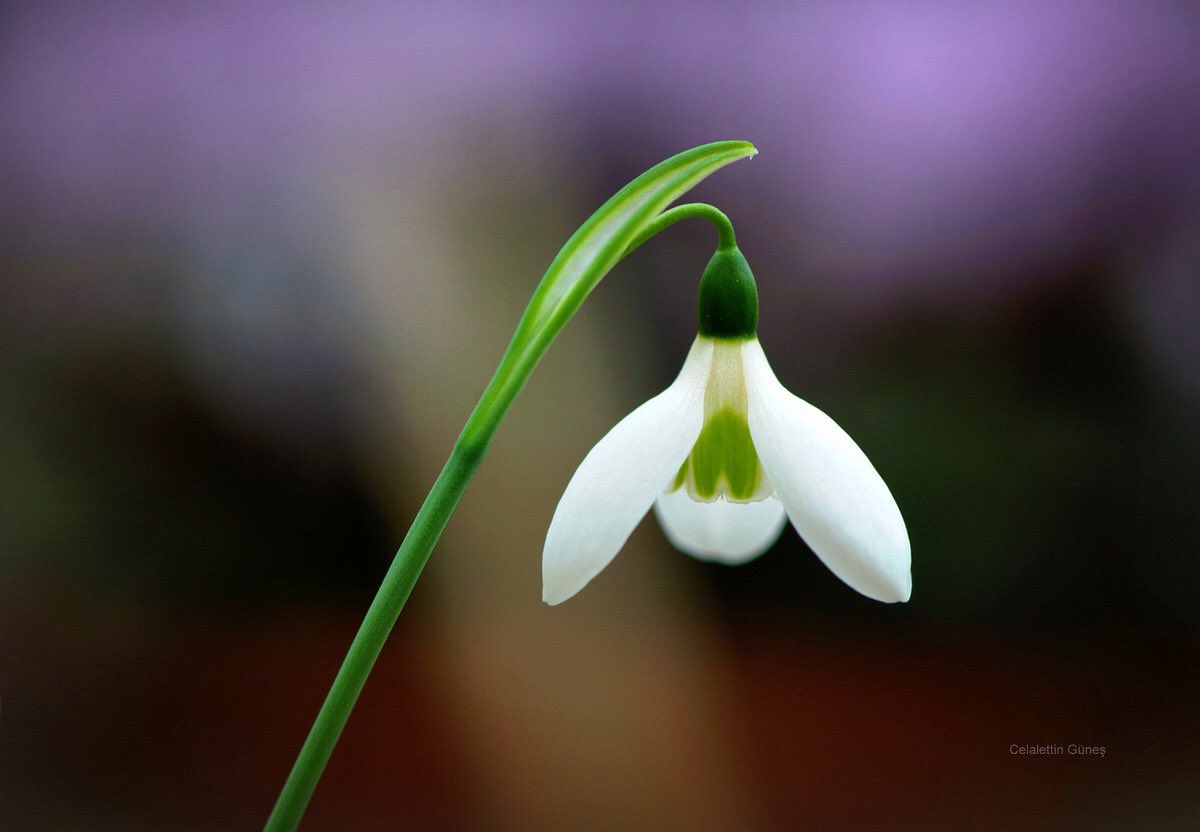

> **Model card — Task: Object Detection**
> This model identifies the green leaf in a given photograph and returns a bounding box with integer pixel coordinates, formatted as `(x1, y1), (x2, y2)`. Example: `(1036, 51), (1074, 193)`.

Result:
(464, 140), (757, 446)
(521, 140), (757, 346)
(265, 141), (757, 831)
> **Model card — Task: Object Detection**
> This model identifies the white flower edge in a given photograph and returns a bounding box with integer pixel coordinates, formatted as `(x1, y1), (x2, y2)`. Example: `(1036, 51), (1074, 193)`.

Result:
(741, 340), (912, 603)
(653, 490), (787, 565)
(542, 339), (713, 605)
(542, 336), (912, 606)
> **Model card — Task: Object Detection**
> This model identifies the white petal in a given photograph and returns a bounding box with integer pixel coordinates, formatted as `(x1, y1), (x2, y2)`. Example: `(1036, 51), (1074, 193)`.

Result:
(742, 341), (912, 603)
(653, 490), (787, 565)
(542, 339), (713, 604)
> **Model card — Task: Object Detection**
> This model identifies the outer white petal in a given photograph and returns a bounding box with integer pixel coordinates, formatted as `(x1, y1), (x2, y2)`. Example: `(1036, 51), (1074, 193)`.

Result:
(742, 341), (912, 603)
(542, 339), (713, 605)
(653, 490), (787, 565)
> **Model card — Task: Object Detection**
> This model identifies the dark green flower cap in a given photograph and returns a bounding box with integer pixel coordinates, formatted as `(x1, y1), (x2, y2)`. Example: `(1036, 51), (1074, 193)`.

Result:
(697, 245), (758, 340)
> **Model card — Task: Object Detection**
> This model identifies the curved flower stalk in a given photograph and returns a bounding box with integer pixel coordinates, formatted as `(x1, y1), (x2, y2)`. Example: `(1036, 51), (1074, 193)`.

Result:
(266, 141), (757, 831)
(543, 249), (911, 604)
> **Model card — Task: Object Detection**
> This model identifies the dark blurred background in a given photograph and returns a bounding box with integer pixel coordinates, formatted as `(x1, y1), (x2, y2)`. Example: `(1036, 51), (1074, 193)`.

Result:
(2, 2), (1199, 829)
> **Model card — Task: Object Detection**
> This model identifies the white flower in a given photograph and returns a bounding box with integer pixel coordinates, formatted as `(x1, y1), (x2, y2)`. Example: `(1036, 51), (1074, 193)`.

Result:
(542, 335), (911, 605)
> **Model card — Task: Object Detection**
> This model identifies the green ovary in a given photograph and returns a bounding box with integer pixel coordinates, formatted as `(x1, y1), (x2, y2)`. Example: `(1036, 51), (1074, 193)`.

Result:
(671, 408), (766, 502)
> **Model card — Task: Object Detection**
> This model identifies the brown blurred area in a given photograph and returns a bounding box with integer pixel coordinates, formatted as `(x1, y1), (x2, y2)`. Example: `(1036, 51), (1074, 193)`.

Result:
(3, 3), (1200, 830)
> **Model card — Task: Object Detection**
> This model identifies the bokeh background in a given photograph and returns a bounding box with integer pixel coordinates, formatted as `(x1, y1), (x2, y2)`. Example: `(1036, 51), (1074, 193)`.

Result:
(3, 2), (1200, 829)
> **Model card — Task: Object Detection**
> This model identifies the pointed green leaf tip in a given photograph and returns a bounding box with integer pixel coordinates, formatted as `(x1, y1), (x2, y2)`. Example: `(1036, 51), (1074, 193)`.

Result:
(463, 141), (757, 447)
(519, 140), (757, 353)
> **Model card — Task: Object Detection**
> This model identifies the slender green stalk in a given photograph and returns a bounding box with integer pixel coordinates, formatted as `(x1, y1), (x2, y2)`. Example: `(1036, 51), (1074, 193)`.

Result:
(623, 202), (736, 255)
(263, 443), (479, 832)
(264, 142), (755, 831)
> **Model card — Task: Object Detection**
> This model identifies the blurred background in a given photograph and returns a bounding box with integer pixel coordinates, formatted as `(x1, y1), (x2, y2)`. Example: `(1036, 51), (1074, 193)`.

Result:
(2, 1), (1199, 829)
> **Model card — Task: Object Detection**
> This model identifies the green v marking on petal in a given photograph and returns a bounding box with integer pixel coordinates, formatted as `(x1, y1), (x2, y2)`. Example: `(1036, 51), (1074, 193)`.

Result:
(670, 407), (764, 501)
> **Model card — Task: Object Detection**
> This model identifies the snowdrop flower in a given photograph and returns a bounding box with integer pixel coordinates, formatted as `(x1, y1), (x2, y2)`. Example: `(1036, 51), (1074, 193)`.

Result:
(543, 246), (911, 605)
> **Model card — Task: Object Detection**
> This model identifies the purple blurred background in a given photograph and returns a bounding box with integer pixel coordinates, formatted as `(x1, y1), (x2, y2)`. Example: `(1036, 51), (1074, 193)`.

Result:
(2, 2), (1199, 829)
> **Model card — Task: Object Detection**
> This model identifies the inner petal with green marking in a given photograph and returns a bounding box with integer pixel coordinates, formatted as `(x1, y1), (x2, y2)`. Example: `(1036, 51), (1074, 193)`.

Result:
(669, 338), (772, 503)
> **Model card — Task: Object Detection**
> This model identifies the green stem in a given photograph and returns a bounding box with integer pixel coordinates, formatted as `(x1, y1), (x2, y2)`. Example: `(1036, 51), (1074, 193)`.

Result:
(623, 202), (736, 255)
(262, 437), (484, 832)
(264, 345), (527, 832)
(263, 198), (742, 829)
